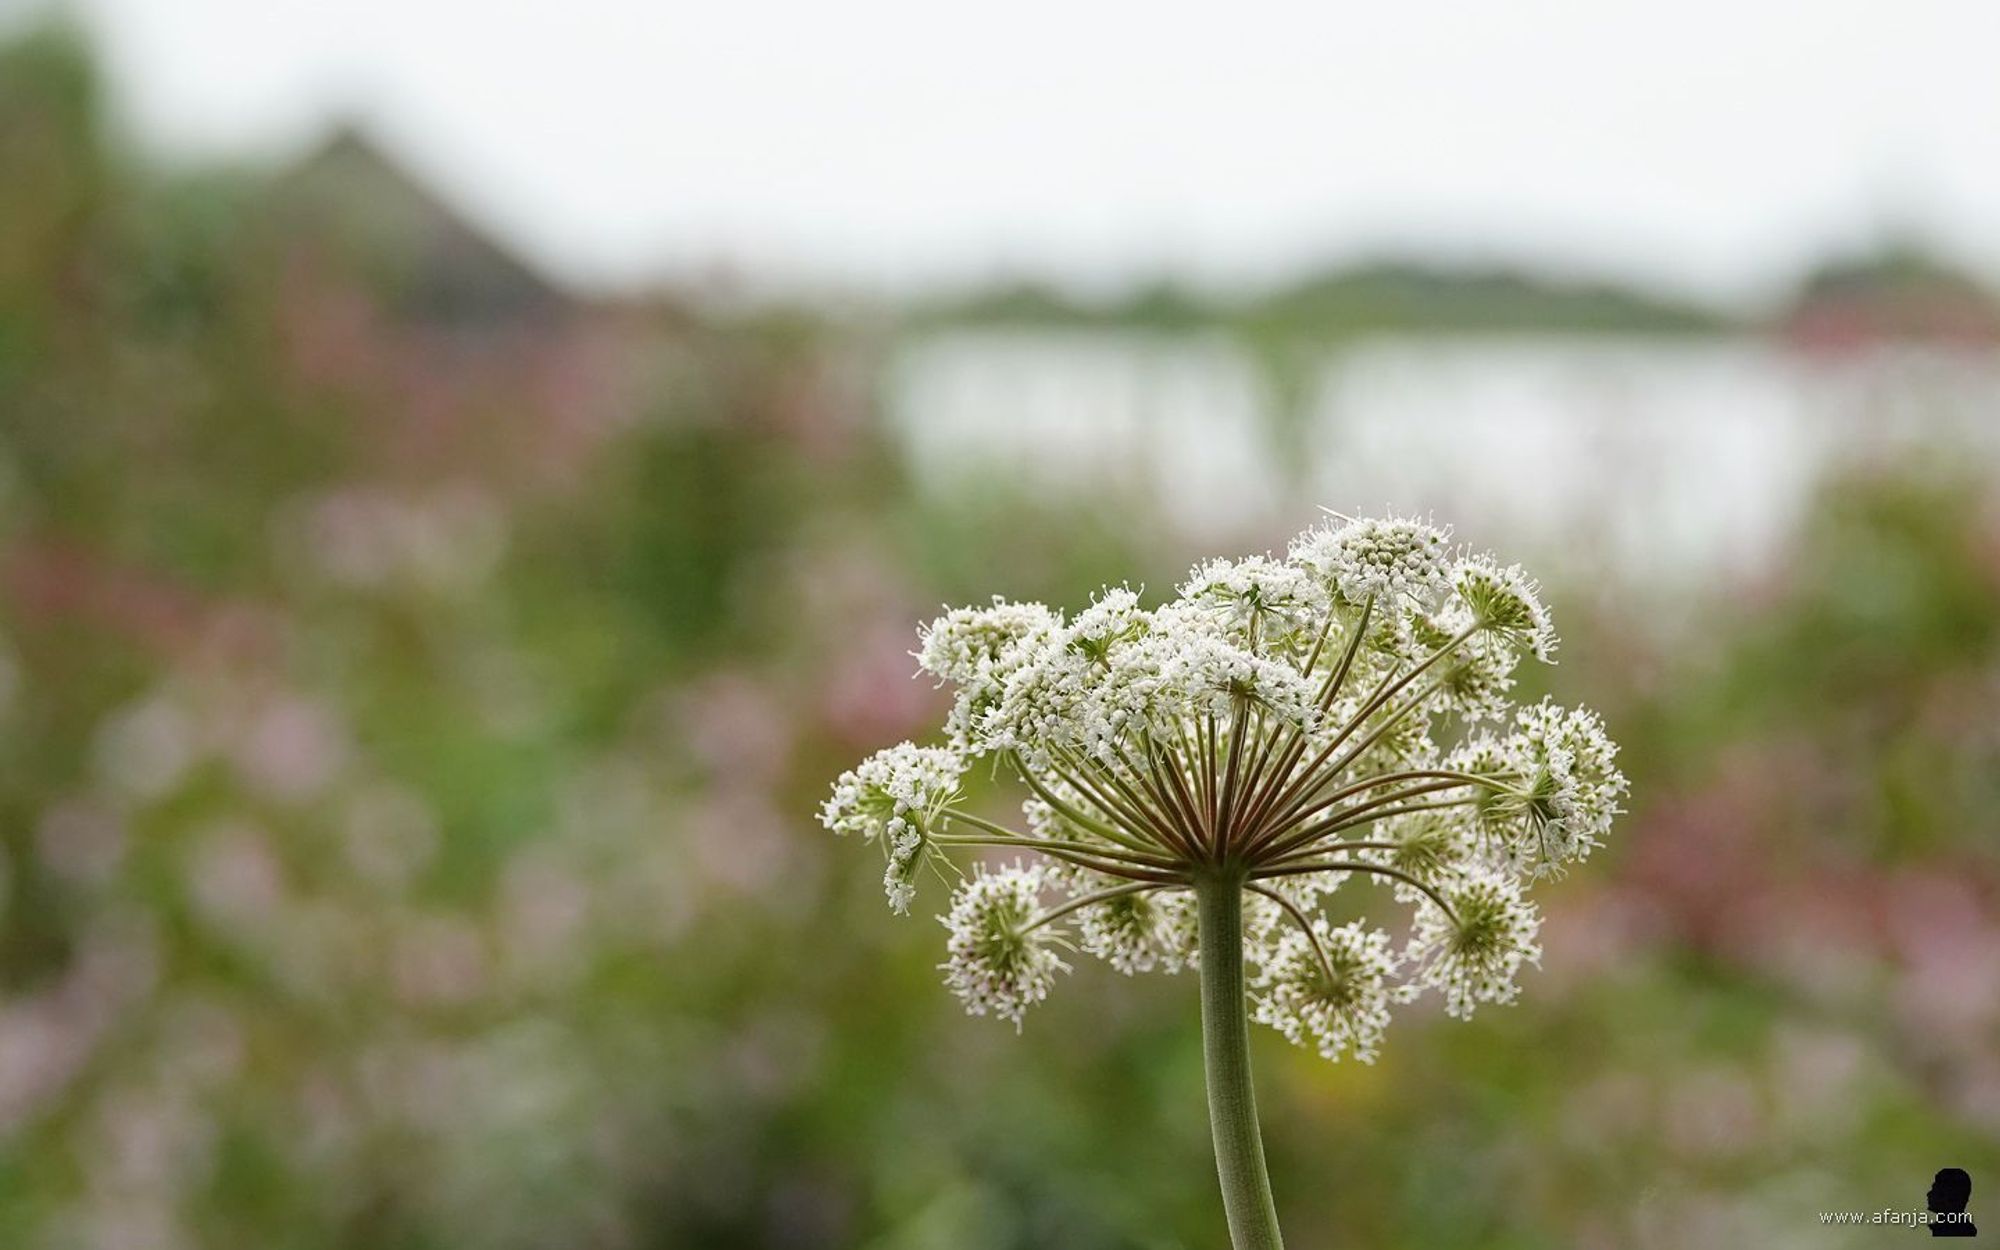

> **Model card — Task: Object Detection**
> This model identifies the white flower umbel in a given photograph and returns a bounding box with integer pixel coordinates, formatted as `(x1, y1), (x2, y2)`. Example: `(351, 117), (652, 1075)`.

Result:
(1407, 867), (1542, 1019)
(1452, 556), (1556, 662)
(1289, 513), (1452, 608)
(1178, 556), (1329, 650)
(1251, 919), (1406, 1063)
(1487, 701), (1628, 877)
(819, 741), (964, 840)
(918, 598), (1063, 687)
(818, 742), (965, 913)
(1077, 885), (1199, 975)
(1357, 808), (1477, 901)
(820, 512), (1628, 1249)
(918, 599), (1063, 751)
(939, 863), (1071, 1029)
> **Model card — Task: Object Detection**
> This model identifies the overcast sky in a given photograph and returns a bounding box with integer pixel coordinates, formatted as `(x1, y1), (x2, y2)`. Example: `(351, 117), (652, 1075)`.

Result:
(37, 0), (2000, 301)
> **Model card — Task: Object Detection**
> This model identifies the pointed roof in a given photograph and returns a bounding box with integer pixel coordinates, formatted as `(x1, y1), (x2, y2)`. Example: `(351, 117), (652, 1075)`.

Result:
(276, 124), (566, 326)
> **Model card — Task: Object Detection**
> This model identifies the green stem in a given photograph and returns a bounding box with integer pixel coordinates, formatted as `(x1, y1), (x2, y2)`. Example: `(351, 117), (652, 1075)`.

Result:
(1196, 874), (1285, 1250)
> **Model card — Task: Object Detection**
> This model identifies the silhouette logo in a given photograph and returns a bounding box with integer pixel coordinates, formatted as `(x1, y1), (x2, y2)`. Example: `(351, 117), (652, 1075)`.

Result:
(1929, 1168), (1978, 1238)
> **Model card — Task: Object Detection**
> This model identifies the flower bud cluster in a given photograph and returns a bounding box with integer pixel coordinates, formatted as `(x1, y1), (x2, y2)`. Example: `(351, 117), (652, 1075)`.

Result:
(1289, 513), (1453, 607)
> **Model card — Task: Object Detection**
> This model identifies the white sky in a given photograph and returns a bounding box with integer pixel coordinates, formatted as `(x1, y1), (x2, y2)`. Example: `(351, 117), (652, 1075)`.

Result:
(34, 0), (2000, 301)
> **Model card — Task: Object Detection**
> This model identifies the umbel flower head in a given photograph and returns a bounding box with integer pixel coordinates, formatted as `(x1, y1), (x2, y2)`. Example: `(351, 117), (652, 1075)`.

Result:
(819, 511), (1627, 1060)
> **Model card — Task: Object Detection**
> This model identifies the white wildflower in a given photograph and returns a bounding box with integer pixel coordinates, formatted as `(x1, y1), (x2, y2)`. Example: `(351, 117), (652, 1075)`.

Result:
(1407, 867), (1542, 1019)
(1453, 556), (1556, 662)
(1076, 887), (1198, 975)
(1252, 920), (1407, 1063)
(1448, 734), (1517, 839)
(1289, 514), (1453, 609)
(1412, 607), (1519, 723)
(1177, 555), (1329, 648)
(1437, 632), (1520, 723)
(1065, 585), (1149, 662)
(818, 742), (964, 841)
(1073, 628), (1181, 761)
(820, 742), (964, 913)
(981, 592), (1152, 765)
(1493, 701), (1627, 875)
(917, 597), (1062, 686)
(981, 645), (1077, 765)
(1355, 808), (1477, 900)
(939, 864), (1070, 1029)
(919, 599), (1063, 752)
(987, 597), (1318, 767)
(822, 510), (1624, 1086)
(1166, 633), (1319, 732)
(882, 826), (922, 915)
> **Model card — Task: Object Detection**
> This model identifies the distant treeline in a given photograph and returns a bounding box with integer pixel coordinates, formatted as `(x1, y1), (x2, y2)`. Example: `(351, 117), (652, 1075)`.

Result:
(911, 248), (2000, 341)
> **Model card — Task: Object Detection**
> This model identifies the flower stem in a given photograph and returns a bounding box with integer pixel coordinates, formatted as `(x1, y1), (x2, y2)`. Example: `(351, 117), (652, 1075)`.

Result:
(1196, 873), (1285, 1250)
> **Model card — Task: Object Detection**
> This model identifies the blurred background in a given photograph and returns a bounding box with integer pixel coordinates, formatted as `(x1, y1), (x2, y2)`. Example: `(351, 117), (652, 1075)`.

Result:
(1, 3), (1998, 1247)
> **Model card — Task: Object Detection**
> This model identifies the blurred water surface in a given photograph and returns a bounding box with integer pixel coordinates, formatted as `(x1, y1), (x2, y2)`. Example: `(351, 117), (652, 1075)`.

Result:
(893, 331), (2000, 581)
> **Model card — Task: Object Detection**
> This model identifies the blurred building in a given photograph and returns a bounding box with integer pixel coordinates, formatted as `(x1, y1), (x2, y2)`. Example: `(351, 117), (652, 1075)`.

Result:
(1779, 246), (2000, 355)
(262, 125), (723, 489)
(274, 126), (567, 337)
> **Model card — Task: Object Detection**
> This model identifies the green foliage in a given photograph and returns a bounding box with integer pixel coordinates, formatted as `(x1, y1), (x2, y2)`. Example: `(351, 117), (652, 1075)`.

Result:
(0, 24), (1993, 1250)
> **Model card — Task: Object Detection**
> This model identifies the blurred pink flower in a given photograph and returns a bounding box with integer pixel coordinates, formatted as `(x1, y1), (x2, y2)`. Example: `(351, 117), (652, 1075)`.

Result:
(185, 824), (286, 935)
(94, 698), (199, 802)
(685, 791), (791, 895)
(1883, 866), (2000, 1042)
(820, 619), (941, 746)
(233, 696), (349, 802)
(671, 671), (795, 788)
